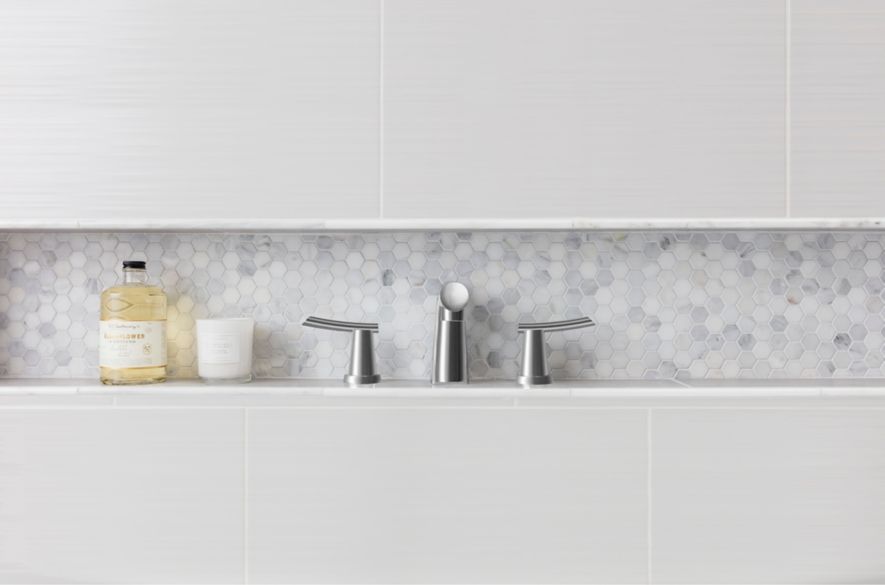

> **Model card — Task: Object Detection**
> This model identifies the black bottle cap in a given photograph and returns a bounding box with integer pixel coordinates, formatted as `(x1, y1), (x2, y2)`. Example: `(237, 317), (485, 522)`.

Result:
(122, 260), (146, 270)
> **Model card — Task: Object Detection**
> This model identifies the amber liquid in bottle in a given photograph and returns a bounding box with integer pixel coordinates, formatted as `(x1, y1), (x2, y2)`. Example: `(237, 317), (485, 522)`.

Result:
(100, 263), (167, 385)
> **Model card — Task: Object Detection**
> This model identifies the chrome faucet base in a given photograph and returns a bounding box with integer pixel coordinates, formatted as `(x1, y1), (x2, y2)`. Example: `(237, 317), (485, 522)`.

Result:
(347, 327), (380, 386)
(345, 373), (380, 386)
(517, 373), (552, 386)
(432, 317), (468, 384)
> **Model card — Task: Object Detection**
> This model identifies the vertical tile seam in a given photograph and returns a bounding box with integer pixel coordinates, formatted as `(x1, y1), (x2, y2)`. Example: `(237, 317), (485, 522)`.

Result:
(379, 0), (385, 219)
(647, 409), (653, 584)
(785, 0), (792, 217)
(243, 408), (249, 584)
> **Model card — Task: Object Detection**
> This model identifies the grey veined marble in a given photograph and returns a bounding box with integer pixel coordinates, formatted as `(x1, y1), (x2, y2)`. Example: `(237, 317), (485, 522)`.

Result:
(1, 231), (884, 381)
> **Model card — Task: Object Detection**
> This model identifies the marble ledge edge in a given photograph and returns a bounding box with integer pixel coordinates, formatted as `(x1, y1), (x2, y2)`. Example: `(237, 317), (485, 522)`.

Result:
(2, 217), (885, 233)
(3, 378), (885, 403)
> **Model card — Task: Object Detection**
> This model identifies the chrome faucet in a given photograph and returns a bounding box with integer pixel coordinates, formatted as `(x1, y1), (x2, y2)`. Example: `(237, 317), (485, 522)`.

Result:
(303, 316), (380, 385)
(517, 317), (595, 386)
(432, 282), (470, 384)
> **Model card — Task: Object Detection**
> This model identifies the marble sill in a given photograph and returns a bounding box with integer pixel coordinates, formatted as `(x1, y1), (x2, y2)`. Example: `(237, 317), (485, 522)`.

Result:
(1, 378), (885, 408)
(3, 217), (885, 232)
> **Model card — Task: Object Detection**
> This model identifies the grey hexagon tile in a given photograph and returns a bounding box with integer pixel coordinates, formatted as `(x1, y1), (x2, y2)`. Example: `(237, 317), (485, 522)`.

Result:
(2, 231), (885, 380)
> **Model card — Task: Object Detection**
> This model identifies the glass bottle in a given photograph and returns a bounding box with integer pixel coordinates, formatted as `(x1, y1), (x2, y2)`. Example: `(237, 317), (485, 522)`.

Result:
(99, 260), (167, 384)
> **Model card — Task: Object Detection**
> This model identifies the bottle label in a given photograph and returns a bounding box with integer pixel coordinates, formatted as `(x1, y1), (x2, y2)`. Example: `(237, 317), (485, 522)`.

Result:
(200, 334), (240, 365)
(100, 320), (167, 369)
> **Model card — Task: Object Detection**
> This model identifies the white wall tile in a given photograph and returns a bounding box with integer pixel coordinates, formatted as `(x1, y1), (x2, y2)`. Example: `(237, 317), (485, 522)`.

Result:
(651, 409), (885, 583)
(0, 1), (380, 220)
(0, 410), (244, 584)
(792, 0), (885, 216)
(383, 0), (785, 218)
(247, 408), (648, 584)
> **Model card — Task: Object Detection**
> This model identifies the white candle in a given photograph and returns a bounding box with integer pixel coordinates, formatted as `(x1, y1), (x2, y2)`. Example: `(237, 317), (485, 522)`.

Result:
(196, 318), (254, 383)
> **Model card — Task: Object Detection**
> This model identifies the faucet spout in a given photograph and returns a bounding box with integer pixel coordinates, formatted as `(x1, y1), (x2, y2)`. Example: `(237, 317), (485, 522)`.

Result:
(432, 282), (469, 384)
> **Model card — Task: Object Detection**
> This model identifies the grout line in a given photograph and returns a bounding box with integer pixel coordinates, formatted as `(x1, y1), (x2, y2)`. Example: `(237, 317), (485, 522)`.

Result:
(243, 409), (249, 584)
(378, 0), (385, 219)
(647, 410), (653, 584)
(785, 0), (792, 218)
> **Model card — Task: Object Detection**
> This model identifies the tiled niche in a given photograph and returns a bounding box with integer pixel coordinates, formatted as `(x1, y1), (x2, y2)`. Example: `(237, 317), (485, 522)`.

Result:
(1, 231), (884, 381)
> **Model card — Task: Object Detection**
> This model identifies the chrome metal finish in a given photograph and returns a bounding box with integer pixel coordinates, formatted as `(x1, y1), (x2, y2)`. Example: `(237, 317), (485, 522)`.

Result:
(303, 316), (380, 385)
(517, 316), (595, 386)
(518, 329), (552, 385)
(344, 328), (381, 385)
(303, 316), (379, 333)
(517, 317), (595, 332)
(432, 308), (468, 384)
(432, 283), (470, 384)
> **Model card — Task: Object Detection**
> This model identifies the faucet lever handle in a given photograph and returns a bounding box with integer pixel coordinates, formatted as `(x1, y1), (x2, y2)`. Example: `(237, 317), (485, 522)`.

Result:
(517, 316), (595, 333)
(303, 316), (379, 333)
(302, 316), (380, 385)
(516, 315), (594, 386)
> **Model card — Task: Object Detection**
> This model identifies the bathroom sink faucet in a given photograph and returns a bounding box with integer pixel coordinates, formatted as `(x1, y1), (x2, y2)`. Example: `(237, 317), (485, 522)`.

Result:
(432, 282), (470, 384)
(303, 316), (380, 385)
(517, 317), (595, 386)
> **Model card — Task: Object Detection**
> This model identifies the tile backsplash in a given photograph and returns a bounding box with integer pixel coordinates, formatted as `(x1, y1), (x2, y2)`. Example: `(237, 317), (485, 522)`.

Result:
(1, 231), (884, 381)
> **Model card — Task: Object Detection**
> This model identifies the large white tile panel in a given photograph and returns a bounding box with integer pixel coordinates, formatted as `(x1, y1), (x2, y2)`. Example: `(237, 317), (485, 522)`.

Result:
(248, 408), (648, 584)
(792, 1), (885, 216)
(384, 0), (785, 218)
(0, 410), (244, 584)
(651, 409), (885, 583)
(0, 1), (379, 220)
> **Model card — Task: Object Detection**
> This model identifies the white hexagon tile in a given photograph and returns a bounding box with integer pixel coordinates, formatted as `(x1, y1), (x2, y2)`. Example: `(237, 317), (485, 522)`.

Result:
(1, 231), (884, 381)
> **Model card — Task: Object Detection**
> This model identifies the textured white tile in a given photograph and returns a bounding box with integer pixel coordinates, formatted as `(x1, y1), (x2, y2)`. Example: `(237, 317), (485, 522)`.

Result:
(0, 0), (379, 220)
(0, 410), (244, 584)
(384, 0), (785, 218)
(247, 408), (648, 584)
(792, 0), (885, 216)
(651, 409), (885, 583)
(0, 394), (115, 406)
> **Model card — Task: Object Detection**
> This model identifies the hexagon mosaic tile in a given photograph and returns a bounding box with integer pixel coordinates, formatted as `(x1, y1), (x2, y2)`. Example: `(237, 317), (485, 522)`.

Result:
(2, 231), (885, 380)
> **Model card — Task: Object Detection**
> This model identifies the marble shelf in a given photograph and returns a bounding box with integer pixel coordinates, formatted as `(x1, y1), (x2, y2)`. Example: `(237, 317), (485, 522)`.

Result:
(3, 217), (885, 232)
(2, 378), (885, 408)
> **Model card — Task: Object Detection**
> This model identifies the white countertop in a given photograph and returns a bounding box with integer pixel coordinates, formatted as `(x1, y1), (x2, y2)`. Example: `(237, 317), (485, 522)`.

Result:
(2, 378), (885, 408)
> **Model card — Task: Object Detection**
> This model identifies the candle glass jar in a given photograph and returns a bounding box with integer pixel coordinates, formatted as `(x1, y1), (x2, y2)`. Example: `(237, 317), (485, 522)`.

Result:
(196, 318), (254, 383)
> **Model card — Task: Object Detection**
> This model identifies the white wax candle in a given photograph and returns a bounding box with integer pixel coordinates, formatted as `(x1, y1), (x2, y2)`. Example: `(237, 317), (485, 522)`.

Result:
(196, 318), (254, 382)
